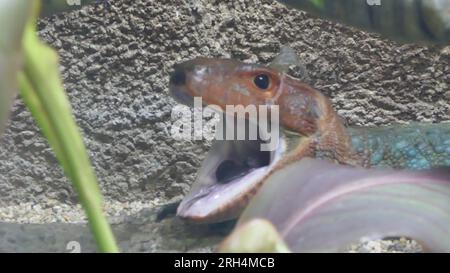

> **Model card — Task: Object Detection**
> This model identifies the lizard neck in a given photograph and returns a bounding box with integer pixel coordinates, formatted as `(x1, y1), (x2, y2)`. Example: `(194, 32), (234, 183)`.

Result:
(277, 76), (365, 167)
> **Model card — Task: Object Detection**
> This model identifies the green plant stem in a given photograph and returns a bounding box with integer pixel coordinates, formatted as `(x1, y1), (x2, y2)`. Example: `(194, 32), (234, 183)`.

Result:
(18, 1), (118, 252)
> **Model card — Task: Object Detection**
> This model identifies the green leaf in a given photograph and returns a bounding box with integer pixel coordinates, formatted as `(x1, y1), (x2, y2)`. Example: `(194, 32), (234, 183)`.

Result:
(233, 158), (450, 252)
(218, 219), (291, 253)
(276, 0), (450, 45)
(0, 1), (32, 135)
(18, 1), (118, 252)
(309, 0), (324, 9)
(277, 0), (324, 13)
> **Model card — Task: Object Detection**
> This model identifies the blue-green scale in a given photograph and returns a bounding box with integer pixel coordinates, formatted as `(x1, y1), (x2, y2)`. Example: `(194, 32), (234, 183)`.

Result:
(348, 123), (450, 170)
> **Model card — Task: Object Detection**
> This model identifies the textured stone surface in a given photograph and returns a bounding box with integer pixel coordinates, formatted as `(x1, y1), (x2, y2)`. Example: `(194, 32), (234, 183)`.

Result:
(0, 0), (448, 252)
(0, 207), (231, 253)
(1, 0), (449, 208)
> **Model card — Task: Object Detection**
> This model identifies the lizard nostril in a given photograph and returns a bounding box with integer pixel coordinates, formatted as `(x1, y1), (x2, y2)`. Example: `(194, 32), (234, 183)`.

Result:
(170, 69), (186, 86)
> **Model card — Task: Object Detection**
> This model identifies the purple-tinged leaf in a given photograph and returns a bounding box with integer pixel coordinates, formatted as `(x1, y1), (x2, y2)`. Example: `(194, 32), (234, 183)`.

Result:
(233, 158), (450, 252)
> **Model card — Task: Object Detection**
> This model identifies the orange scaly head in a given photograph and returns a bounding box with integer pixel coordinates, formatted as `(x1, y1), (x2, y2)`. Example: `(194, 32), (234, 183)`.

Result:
(170, 56), (359, 223)
(170, 58), (282, 108)
(170, 57), (339, 137)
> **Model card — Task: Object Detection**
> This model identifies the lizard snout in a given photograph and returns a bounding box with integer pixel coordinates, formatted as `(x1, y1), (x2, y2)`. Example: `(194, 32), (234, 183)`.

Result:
(170, 59), (200, 86)
(170, 66), (187, 86)
(169, 63), (196, 106)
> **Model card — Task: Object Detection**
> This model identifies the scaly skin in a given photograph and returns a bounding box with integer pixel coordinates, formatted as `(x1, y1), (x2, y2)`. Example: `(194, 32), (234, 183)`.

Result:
(349, 123), (450, 170)
(170, 57), (450, 223)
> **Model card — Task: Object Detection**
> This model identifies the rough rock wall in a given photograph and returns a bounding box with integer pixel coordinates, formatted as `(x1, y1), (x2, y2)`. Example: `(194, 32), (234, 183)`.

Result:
(0, 0), (448, 212)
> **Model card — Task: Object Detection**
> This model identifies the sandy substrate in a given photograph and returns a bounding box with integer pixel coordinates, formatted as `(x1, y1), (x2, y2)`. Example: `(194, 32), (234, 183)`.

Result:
(0, 0), (448, 252)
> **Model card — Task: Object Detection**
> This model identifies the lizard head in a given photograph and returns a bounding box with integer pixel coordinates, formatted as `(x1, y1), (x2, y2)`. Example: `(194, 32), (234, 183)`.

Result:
(170, 54), (354, 223)
(170, 57), (331, 136)
(170, 58), (282, 108)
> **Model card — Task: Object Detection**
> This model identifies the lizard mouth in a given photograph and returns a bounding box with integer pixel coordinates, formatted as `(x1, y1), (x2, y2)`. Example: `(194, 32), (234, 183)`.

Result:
(176, 119), (288, 223)
(169, 60), (290, 223)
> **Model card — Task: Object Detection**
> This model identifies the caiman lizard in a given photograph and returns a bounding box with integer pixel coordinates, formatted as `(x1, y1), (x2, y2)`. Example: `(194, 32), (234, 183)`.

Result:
(169, 49), (450, 223)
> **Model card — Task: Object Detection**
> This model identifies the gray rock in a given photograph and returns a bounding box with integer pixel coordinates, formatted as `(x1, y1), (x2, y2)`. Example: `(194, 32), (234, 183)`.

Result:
(0, 207), (231, 253)
(0, 0), (448, 252)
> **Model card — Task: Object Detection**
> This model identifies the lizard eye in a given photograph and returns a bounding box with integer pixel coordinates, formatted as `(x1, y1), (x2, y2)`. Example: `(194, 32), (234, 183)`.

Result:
(254, 74), (270, 90)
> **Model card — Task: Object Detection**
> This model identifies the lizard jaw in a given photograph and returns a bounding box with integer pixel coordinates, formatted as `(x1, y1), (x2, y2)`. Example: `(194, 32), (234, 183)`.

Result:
(176, 129), (288, 223)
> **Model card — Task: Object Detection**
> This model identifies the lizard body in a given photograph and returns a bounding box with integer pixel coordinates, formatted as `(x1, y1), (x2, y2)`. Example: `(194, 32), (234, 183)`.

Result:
(170, 56), (450, 223)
